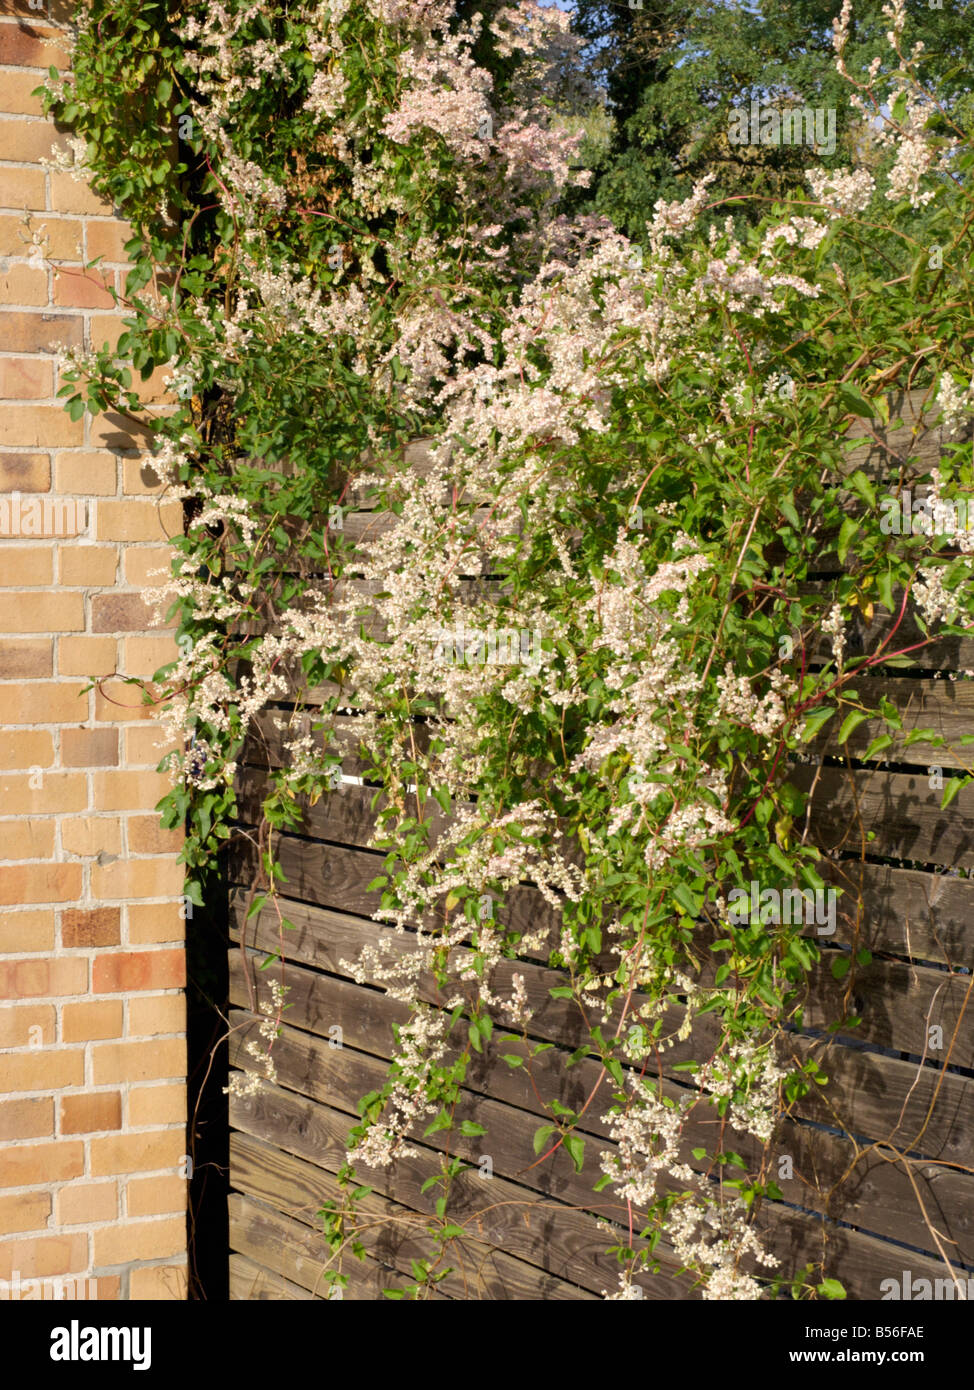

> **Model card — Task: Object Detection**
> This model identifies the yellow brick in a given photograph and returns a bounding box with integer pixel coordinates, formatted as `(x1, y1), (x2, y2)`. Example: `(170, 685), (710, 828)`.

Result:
(128, 1263), (188, 1300)
(92, 1038), (186, 1087)
(61, 815), (121, 858)
(0, 356), (54, 399)
(0, 405), (83, 449)
(0, 1190), (50, 1236)
(126, 1175), (187, 1219)
(49, 171), (113, 217)
(0, 862), (82, 905)
(0, 265), (48, 305)
(58, 635), (117, 677)
(96, 499), (183, 543)
(0, 167), (46, 210)
(93, 1216), (185, 1266)
(95, 678), (158, 724)
(123, 545), (173, 589)
(0, 1233), (87, 1282)
(0, 909), (54, 954)
(0, 1002), (54, 1048)
(128, 1083), (186, 1128)
(0, 215), (81, 261)
(0, 728), (54, 769)
(123, 457), (168, 495)
(55, 452), (117, 495)
(0, 679), (87, 720)
(89, 1127), (184, 1175)
(0, 546), (52, 584)
(91, 857), (185, 901)
(124, 724), (180, 766)
(123, 636), (177, 679)
(58, 544), (119, 587)
(128, 994), (185, 1038)
(0, 818), (55, 860)
(0, 956), (86, 999)
(0, 771), (87, 815)
(86, 220), (135, 265)
(127, 902), (184, 946)
(0, 1050), (84, 1095)
(62, 999), (124, 1044)
(91, 768), (176, 812)
(0, 594), (84, 635)
(56, 1181), (117, 1226)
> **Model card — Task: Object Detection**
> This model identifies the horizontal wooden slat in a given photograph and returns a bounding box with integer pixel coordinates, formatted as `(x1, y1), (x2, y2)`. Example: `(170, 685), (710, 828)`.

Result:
(795, 763), (974, 868)
(231, 1129), (597, 1300)
(229, 944), (974, 1265)
(229, 1252), (322, 1300)
(229, 1080), (690, 1299)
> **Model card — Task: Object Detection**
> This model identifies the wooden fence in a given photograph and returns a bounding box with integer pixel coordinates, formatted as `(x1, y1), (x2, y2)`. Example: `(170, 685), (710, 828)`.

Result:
(225, 391), (974, 1300)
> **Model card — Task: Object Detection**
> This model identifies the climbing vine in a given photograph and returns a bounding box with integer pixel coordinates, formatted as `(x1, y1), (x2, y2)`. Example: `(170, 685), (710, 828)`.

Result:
(43, 0), (974, 1298)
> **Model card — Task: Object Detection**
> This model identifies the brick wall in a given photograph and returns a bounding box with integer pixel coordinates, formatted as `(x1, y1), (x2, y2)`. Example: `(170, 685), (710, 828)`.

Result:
(0, 1), (189, 1300)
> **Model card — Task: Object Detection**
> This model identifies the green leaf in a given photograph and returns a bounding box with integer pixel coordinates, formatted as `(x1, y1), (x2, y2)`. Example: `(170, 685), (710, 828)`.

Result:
(459, 1120), (486, 1137)
(801, 706), (835, 741)
(838, 385), (875, 418)
(563, 1133), (585, 1173)
(817, 1278), (846, 1300)
(837, 709), (869, 744)
(532, 1124), (556, 1155)
(941, 776), (968, 810)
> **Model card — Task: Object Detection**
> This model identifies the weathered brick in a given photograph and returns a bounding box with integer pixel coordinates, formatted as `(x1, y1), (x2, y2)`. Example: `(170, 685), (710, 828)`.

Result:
(0, 1096), (53, 1142)
(89, 1127), (184, 1176)
(61, 906), (120, 949)
(127, 816), (183, 855)
(56, 1181), (117, 1227)
(58, 545), (119, 588)
(60, 815), (121, 858)
(0, 908), (54, 954)
(60, 1091), (122, 1135)
(54, 451), (117, 495)
(91, 1039), (186, 1087)
(0, 1001), (53, 1048)
(0, 862), (82, 905)
(0, 1190), (50, 1235)
(0, 357), (53, 399)
(127, 1263), (188, 1300)
(62, 999), (124, 1044)
(0, 68), (52, 117)
(0, 264), (48, 305)
(93, 949), (184, 995)
(0, 956), (86, 997)
(0, 451), (50, 491)
(57, 635), (116, 676)
(92, 1216), (184, 1267)
(61, 726), (118, 767)
(0, 636), (51, 677)
(91, 591), (161, 633)
(0, 119), (72, 165)
(88, 314), (128, 353)
(0, 818), (55, 860)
